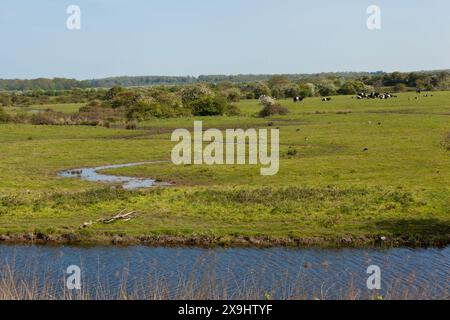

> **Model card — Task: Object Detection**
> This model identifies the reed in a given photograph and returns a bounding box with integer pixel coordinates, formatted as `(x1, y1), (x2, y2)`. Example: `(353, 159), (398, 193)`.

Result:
(0, 260), (447, 300)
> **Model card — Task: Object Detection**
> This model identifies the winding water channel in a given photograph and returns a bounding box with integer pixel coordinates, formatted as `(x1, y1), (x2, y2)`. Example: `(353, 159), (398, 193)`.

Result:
(58, 161), (169, 189)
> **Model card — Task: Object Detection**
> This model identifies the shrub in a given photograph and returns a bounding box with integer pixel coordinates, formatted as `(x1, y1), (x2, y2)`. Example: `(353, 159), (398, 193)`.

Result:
(126, 99), (191, 120)
(111, 91), (142, 109)
(125, 121), (137, 130)
(259, 104), (289, 117)
(180, 84), (213, 105)
(317, 80), (337, 96)
(224, 104), (241, 116)
(270, 86), (285, 99)
(84, 99), (103, 108)
(283, 84), (302, 98)
(223, 88), (242, 102)
(105, 86), (124, 100)
(250, 82), (271, 99)
(0, 93), (12, 107)
(75, 106), (123, 124)
(30, 111), (66, 125)
(337, 82), (357, 95)
(0, 107), (11, 123)
(259, 95), (277, 108)
(287, 148), (297, 156)
(190, 95), (227, 116)
(298, 83), (315, 97)
(257, 92), (288, 116)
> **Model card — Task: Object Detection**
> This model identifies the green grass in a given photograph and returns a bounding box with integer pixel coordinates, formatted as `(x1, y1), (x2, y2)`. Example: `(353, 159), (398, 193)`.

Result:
(0, 92), (449, 246)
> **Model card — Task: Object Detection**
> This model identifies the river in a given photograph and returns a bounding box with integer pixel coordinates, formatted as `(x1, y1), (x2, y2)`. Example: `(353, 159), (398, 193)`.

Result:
(0, 245), (448, 299)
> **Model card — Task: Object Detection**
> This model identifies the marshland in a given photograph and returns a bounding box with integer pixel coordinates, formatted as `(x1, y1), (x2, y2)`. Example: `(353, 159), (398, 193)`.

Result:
(0, 72), (449, 299)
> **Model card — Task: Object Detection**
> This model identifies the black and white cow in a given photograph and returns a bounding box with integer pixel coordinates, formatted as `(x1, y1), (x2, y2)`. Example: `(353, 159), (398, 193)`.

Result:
(293, 96), (304, 103)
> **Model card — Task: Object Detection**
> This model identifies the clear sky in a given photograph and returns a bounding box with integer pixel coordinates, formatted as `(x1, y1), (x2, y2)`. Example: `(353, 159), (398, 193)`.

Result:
(0, 0), (449, 79)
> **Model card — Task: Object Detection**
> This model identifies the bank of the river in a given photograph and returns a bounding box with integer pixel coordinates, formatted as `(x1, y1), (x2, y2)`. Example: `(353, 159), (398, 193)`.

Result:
(0, 232), (448, 248)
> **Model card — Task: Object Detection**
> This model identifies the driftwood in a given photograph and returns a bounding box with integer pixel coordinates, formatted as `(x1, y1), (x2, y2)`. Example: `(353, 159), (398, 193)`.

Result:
(99, 210), (138, 224)
(81, 210), (138, 228)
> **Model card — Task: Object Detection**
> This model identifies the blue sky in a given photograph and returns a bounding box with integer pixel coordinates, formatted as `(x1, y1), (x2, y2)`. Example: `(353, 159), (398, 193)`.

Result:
(0, 0), (449, 79)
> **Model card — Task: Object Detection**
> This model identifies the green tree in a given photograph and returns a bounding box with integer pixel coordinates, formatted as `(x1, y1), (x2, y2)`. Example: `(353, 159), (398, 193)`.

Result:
(191, 95), (226, 116)
(317, 80), (337, 96)
(268, 75), (290, 89)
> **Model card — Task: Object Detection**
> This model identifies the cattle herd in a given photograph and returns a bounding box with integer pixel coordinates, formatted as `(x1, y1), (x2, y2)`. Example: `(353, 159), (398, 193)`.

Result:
(293, 93), (395, 102)
(355, 92), (397, 100)
(291, 89), (431, 104)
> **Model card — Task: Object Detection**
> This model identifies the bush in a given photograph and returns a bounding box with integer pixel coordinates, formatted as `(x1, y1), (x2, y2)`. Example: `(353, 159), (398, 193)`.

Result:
(317, 80), (337, 96)
(252, 82), (271, 99)
(111, 91), (142, 109)
(30, 111), (66, 125)
(298, 83), (315, 97)
(259, 104), (289, 117)
(337, 83), (357, 95)
(224, 104), (241, 116)
(0, 107), (11, 123)
(270, 86), (285, 99)
(76, 106), (123, 124)
(223, 88), (242, 102)
(105, 86), (124, 100)
(180, 84), (213, 105)
(283, 84), (302, 98)
(259, 95), (276, 107)
(126, 98), (191, 120)
(0, 93), (12, 107)
(190, 95), (227, 116)
(125, 122), (137, 130)
(84, 99), (103, 108)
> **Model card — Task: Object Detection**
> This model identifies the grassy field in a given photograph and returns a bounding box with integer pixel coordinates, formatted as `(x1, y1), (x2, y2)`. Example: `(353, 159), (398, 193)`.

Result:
(0, 91), (449, 246)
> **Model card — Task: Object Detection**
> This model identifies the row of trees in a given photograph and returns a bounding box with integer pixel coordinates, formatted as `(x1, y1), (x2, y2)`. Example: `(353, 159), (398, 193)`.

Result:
(1, 70), (450, 93)
(2, 70), (450, 121)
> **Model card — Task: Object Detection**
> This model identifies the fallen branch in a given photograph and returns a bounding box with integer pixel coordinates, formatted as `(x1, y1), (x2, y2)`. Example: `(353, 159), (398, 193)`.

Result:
(100, 211), (138, 224)
(80, 210), (139, 228)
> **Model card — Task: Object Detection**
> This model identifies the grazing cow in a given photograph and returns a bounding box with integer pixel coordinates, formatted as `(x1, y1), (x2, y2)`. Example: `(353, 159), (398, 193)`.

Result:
(322, 97), (332, 102)
(416, 89), (422, 94)
(293, 96), (304, 103)
(359, 92), (367, 98)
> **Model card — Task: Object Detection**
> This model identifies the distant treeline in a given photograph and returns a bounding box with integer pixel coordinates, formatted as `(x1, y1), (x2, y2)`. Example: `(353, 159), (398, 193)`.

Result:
(1, 70), (450, 91)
